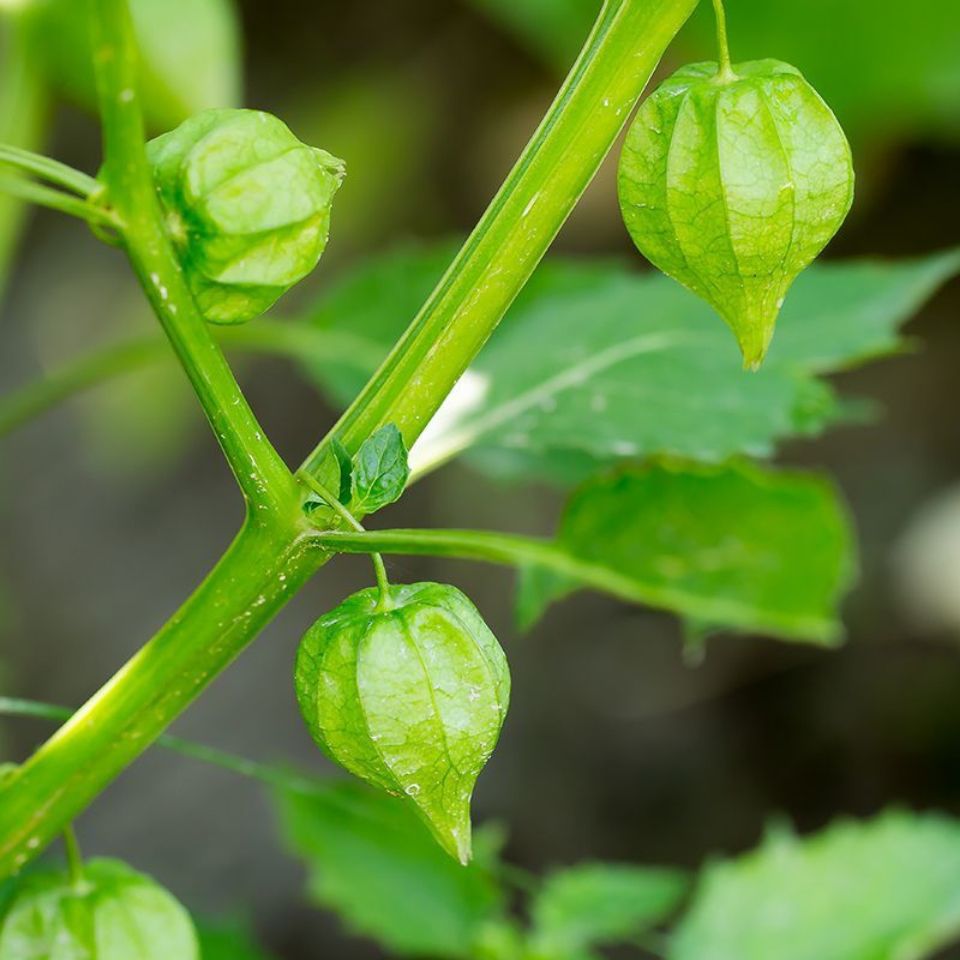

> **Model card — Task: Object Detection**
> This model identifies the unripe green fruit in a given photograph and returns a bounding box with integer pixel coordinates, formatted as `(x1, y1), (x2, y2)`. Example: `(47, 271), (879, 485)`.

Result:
(295, 582), (510, 864)
(618, 60), (854, 369)
(0, 859), (198, 959)
(145, 108), (344, 324)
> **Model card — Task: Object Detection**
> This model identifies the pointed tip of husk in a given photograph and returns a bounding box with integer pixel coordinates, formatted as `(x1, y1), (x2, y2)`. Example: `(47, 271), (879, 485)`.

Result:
(733, 315), (776, 373)
(416, 799), (474, 865)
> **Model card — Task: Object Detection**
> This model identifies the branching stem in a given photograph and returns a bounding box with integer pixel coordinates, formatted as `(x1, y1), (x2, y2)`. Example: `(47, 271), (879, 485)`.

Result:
(0, 0), (698, 879)
(0, 143), (101, 196)
(0, 174), (119, 228)
(298, 473), (393, 608)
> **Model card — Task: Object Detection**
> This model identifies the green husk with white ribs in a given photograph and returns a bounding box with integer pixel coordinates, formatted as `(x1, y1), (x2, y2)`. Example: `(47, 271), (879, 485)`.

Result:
(618, 59), (854, 369)
(295, 582), (510, 865)
(145, 108), (344, 324)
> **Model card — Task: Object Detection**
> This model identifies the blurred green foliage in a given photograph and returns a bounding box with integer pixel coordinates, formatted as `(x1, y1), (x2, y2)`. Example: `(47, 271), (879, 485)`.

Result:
(277, 782), (507, 958)
(196, 918), (277, 960)
(467, 0), (960, 144)
(277, 778), (960, 960)
(673, 811), (960, 960)
(22, 0), (241, 130)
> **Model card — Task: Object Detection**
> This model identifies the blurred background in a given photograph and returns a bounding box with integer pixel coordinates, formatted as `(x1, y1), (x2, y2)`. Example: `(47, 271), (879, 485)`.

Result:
(1, 0), (959, 956)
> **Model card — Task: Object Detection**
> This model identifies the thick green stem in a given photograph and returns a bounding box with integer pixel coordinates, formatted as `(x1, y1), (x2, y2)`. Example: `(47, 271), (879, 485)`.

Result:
(89, 0), (295, 512)
(303, 0), (698, 472)
(0, 0), (697, 879)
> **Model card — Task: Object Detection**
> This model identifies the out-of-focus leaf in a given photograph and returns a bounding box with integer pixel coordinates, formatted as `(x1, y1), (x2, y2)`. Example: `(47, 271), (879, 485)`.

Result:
(196, 918), (276, 960)
(24, 0), (241, 130)
(300, 240), (619, 409)
(671, 811), (960, 960)
(517, 460), (855, 645)
(529, 862), (688, 959)
(463, 0), (960, 144)
(79, 352), (197, 481)
(289, 71), (439, 249)
(678, 0), (960, 144)
(299, 243), (960, 488)
(414, 251), (960, 485)
(466, 0), (598, 68)
(275, 782), (507, 958)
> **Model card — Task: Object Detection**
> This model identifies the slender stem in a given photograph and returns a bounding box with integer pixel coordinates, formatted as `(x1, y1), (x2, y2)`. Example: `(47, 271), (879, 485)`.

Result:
(89, 0), (296, 512)
(311, 525), (628, 590)
(0, 0), (697, 879)
(0, 324), (380, 440)
(308, 527), (796, 631)
(302, 0), (699, 477)
(0, 175), (119, 228)
(711, 0), (735, 79)
(63, 824), (85, 887)
(0, 144), (101, 197)
(299, 473), (392, 608)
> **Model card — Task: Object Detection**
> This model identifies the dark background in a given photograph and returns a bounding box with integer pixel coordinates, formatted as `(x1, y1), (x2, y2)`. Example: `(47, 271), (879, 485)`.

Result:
(2, 1), (959, 956)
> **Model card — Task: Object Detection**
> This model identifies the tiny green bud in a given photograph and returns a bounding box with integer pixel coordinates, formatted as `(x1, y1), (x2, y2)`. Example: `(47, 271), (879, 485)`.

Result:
(0, 858), (198, 959)
(146, 108), (345, 324)
(295, 582), (511, 865)
(618, 60), (854, 369)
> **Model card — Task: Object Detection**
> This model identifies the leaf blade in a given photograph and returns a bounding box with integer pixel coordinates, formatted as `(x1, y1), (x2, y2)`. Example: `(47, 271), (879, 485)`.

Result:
(275, 782), (507, 958)
(671, 811), (960, 960)
(517, 459), (856, 645)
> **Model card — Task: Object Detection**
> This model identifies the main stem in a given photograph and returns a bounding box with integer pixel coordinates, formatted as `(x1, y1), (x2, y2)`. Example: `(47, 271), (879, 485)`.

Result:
(0, 0), (697, 878)
(303, 0), (698, 471)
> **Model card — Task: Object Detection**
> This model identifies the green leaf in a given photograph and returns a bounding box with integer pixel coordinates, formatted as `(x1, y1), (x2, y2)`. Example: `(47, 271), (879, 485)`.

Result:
(414, 250), (960, 485)
(300, 240), (619, 410)
(297, 244), (960, 488)
(0, 858), (199, 959)
(518, 459), (855, 644)
(671, 811), (960, 960)
(529, 862), (688, 959)
(309, 436), (354, 506)
(275, 782), (507, 958)
(196, 918), (276, 960)
(24, 0), (242, 131)
(349, 423), (410, 514)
